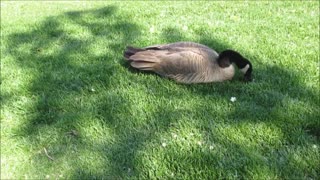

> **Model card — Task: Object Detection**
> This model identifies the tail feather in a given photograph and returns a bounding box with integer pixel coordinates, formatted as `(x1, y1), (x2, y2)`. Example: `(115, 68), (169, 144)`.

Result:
(130, 53), (159, 63)
(124, 46), (161, 71)
(130, 61), (155, 70)
(124, 46), (145, 60)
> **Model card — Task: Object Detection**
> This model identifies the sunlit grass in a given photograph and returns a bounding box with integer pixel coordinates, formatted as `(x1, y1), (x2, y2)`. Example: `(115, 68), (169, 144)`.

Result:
(1, 1), (319, 179)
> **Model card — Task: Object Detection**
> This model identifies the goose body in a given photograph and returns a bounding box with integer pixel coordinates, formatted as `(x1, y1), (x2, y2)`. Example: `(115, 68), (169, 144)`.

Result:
(124, 42), (252, 83)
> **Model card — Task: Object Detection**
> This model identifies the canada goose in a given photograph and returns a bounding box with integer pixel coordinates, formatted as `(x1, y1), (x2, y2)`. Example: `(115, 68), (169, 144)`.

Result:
(124, 42), (252, 83)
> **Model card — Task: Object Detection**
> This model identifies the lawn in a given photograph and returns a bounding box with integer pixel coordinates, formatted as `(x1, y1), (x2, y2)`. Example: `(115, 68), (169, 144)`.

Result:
(1, 1), (319, 179)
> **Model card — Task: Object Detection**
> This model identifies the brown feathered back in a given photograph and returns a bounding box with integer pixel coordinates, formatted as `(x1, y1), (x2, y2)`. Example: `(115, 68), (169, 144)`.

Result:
(124, 42), (235, 84)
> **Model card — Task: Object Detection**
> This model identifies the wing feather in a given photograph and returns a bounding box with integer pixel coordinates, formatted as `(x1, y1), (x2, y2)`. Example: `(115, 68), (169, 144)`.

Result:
(153, 49), (213, 83)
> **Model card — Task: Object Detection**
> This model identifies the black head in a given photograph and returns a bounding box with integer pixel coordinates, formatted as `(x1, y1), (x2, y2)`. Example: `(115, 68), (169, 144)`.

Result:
(217, 49), (253, 82)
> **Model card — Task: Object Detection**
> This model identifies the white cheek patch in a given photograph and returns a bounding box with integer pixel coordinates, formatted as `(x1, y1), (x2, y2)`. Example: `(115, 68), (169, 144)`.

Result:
(240, 64), (250, 74)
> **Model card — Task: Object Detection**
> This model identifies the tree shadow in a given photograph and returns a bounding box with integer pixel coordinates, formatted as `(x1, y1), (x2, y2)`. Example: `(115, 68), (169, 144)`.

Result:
(155, 26), (319, 178)
(4, 5), (148, 179)
(4, 6), (319, 179)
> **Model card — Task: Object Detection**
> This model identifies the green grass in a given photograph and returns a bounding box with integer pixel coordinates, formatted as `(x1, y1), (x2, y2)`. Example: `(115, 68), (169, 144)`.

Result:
(1, 1), (319, 179)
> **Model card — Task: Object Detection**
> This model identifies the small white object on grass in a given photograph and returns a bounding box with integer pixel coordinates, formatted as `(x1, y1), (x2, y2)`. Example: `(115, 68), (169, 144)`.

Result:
(172, 133), (178, 139)
(171, 133), (178, 139)
(230, 97), (237, 102)
(161, 142), (167, 147)
(182, 25), (188, 31)
(209, 145), (214, 150)
(150, 26), (155, 33)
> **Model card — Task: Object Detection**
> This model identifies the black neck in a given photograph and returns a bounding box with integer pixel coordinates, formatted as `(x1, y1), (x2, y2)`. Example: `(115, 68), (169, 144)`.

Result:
(218, 49), (253, 81)
(218, 50), (247, 68)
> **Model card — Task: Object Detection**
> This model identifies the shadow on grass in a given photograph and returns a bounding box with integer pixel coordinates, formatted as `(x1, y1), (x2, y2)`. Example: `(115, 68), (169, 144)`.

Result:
(161, 26), (319, 126)
(6, 5), (144, 179)
(157, 26), (320, 178)
(4, 5), (319, 179)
